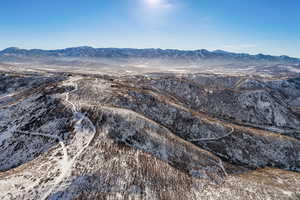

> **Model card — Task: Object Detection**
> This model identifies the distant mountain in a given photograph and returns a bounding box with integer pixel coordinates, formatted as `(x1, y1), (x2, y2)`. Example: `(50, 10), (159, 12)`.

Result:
(1, 46), (300, 64)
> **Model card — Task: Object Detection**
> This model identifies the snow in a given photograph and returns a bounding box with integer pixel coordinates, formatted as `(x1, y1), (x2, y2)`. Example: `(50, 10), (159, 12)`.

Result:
(40, 77), (97, 199)
(0, 130), (13, 146)
(0, 76), (96, 199)
(0, 92), (17, 100)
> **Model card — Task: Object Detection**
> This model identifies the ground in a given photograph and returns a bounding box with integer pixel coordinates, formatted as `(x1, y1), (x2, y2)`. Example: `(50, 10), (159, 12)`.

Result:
(0, 64), (300, 200)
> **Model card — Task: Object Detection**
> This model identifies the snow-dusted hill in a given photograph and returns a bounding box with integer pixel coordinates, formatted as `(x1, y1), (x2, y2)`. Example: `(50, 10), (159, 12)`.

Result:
(0, 67), (300, 199)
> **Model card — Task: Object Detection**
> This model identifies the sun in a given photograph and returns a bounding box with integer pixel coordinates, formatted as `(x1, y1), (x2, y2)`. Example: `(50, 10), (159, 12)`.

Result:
(146, 0), (161, 5)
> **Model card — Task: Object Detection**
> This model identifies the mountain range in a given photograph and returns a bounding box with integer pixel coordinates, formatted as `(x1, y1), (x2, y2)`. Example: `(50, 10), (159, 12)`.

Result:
(1, 46), (300, 64)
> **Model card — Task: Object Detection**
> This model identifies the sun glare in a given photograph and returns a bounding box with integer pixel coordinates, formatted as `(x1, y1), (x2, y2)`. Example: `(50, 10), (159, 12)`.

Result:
(146, 0), (161, 5)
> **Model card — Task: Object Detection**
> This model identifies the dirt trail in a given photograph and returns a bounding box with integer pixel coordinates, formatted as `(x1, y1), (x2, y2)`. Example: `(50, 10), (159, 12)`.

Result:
(42, 77), (96, 199)
(188, 126), (234, 142)
(15, 76), (97, 200)
(16, 131), (70, 200)
(233, 77), (249, 89)
(0, 92), (17, 101)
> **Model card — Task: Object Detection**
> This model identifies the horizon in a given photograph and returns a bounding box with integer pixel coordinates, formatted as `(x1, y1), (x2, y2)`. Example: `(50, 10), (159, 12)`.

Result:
(1, 0), (299, 57)
(1, 45), (299, 59)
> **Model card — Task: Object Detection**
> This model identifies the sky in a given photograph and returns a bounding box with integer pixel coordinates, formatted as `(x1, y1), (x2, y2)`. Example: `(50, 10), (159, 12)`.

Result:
(0, 0), (299, 57)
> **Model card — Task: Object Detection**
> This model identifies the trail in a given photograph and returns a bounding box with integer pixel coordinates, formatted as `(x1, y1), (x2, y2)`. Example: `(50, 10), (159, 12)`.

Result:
(17, 76), (96, 200)
(233, 78), (249, 89)
(65, 81), (78, 113)
(16, 131), (70, 200)
(44, 77), (96, 199)
(188, 126), (234, 142)
(0, 92), (17, 101)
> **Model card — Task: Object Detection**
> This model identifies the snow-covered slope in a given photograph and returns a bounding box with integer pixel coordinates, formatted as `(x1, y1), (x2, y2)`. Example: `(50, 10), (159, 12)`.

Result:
(0, 70), (300, 199)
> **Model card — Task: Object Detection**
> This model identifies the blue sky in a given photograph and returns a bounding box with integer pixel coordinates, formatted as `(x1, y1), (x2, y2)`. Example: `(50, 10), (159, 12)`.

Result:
(0, 0), (299, 57)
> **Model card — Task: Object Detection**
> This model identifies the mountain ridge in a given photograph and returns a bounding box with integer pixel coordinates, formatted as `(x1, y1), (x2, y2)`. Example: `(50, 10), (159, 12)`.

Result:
(1, 46), (300, 63)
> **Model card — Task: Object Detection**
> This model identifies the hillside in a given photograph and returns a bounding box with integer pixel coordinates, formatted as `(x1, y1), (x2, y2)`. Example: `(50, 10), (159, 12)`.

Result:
(0, 65), (299, 199)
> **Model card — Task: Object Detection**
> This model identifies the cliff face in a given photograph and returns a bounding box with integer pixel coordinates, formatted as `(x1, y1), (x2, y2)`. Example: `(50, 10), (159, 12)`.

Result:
(0, 71), (300, 200)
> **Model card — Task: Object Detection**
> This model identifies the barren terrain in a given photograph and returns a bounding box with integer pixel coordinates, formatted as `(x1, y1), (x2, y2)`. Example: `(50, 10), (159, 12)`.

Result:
(0, 57), (300, 200)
